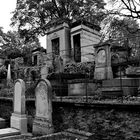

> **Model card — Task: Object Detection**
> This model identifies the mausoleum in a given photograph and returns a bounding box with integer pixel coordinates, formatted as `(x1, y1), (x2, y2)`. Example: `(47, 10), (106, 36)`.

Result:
(46, 19), (101, 65)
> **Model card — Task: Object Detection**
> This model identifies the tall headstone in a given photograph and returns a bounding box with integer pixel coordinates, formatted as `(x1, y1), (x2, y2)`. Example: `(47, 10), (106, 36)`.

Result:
(7, 64), (12, 87)
(10, 79), (27, 134)
(94, 42), (113, 80)
(33, 79), (53, 135)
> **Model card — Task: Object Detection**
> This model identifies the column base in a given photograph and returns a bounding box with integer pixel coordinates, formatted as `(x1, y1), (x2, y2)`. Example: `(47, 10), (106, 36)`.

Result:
(10, 113), (27, 134)
(33, 117), (53, 136)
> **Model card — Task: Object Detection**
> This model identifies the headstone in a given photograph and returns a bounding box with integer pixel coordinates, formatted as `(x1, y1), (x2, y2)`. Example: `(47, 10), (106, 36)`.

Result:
(7, 64), (12, 87)
(94, 43), (113, 80)
(33, 79), (53, 135)
(10, 79), (27, 134)
(7, 64), (11, 81)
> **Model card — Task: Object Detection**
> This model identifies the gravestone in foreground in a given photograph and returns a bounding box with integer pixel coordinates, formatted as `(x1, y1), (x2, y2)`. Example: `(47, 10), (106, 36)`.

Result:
(33, 79), (53, 135)
(10, 79), (27, 134)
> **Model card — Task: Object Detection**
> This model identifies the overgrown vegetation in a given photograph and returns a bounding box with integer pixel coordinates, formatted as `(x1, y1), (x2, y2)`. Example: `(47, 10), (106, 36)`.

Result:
(53, 107), (140, 140)
(64, 61), (94, 76)
(11, 0), (106, 42)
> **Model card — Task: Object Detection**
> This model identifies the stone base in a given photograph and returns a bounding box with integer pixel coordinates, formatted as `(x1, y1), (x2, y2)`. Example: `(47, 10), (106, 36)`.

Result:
(10, 113), (27, 134)
(94, 66), (113, 80)
(0, 128), (20, 138)
(68, 82), (98, 96)
(102, 78), (139, 96)
(33, 117), (53, 136)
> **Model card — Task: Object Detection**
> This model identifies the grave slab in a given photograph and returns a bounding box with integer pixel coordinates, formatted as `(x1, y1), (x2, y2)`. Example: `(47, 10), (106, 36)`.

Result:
(0, 128), (20, 138)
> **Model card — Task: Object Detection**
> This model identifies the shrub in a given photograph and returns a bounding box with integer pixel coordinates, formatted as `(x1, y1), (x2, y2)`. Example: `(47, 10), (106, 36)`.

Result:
(64, 61), (95, 76)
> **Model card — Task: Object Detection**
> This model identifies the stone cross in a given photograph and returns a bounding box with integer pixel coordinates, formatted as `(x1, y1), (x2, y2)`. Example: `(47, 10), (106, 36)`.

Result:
(10, 79), (27, 134)
(33, 78), (53, 135)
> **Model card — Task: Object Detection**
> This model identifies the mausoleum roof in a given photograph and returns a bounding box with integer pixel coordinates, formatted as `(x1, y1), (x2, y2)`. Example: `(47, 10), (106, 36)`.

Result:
(32, 47), (46, 53)
(95, 39), (121, 48)
(71, 20), (101, 31)
(95, 39), (129, 52)
(45, 18), (101, 31)
(45, 18), (71, 29)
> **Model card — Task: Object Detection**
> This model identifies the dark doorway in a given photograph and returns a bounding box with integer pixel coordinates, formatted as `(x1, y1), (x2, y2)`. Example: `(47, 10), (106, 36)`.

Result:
(73, 34), (81, 62)
(34, 55), (37, 65)
(52, 38), (60, 56)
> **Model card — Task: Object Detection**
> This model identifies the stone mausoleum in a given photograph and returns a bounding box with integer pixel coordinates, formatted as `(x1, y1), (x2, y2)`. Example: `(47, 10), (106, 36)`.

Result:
(46, 19), (101, 65)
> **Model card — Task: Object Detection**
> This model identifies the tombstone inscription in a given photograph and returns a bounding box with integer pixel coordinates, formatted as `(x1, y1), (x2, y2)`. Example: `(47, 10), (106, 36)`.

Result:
(33, 79), (53, 135)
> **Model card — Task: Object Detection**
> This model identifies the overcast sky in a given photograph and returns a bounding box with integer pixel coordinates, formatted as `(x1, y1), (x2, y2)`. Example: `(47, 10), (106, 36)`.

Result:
(0, 0), (46, 48)
(0, 0), (16, 32)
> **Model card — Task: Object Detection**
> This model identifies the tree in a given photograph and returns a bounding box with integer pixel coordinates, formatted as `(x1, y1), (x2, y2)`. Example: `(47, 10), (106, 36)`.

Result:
(11, 0), (106, 41)
(108, 0), (140, 19)
(0, 29), (41, 60)
(102, 17), (140, 58)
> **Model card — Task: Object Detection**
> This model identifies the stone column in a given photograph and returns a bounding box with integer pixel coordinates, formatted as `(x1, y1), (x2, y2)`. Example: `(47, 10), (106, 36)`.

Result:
(10, 79), (27, 134)
(33, 79), (53, 135)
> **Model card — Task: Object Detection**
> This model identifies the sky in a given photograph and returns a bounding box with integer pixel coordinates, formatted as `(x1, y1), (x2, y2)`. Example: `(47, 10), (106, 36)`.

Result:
(0, 0), (46, 48)
(0, 0), (17, 32)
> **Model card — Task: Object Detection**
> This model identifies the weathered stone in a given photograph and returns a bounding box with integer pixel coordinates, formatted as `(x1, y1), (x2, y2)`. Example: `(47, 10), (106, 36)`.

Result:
(0, 128), (20, 138)
(68, 82), (98, 96)
(33, 79), (53, 135)
(94, 43), (113, 80)
(46, 20), (71, 65)
(102, 78), (140, 96)
(102, 78), (140, 87)
(71, 22), (101, 62)
(10, 79), (27, 134)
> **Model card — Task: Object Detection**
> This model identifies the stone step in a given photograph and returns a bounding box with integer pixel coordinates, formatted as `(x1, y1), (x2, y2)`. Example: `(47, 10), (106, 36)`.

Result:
(0, 128), (20, 139)
(102, 78), (140, 87)
(101, 87), (123, 98)
(0, 118), (6, 129)
(102, 87), (121, 92)
(0, 133), (32, 140)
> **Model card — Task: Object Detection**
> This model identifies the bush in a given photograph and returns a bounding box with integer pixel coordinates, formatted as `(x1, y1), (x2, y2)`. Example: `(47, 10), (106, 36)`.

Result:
(64, 61), (95, 76)
(0, 66), (7, 79)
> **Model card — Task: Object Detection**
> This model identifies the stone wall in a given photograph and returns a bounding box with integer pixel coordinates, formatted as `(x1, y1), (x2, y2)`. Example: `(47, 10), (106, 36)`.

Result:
(67, 79), (101, 96)
(1, 99), (140, 139)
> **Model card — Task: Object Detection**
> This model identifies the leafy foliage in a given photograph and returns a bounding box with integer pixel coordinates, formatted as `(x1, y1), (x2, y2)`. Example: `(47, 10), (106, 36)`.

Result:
(53, 107), (140, 140)
(109, 0), (140, 19)
(11, 0), (106, 41)
(0, 29), (41, 61)
(102, 17), (140, 60)
(0, 65), (7, 79)
(64, 61), (95, 76)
